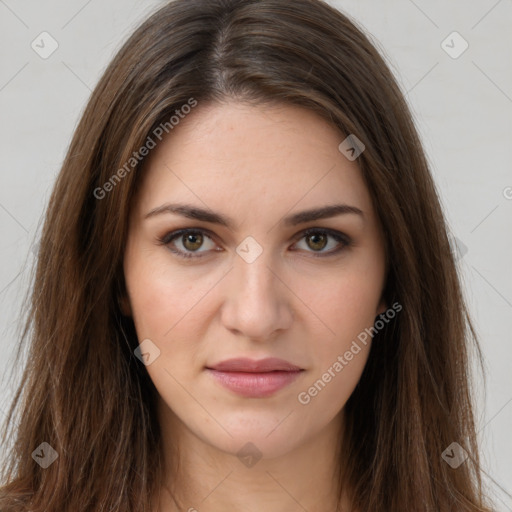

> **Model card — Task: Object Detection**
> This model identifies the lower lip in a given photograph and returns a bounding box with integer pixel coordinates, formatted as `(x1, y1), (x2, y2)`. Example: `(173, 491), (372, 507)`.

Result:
(206, 369), (303, 398)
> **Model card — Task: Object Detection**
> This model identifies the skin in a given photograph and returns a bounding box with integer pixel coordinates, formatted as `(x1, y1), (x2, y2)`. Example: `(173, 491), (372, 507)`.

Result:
(122, 101), (387, 511)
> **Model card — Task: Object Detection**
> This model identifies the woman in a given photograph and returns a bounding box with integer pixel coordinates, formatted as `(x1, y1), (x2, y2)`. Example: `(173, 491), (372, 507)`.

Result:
(0, 0), (494, 510)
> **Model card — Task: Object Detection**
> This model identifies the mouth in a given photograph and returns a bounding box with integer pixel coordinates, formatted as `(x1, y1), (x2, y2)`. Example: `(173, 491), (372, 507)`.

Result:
(205, 357), (305, 398)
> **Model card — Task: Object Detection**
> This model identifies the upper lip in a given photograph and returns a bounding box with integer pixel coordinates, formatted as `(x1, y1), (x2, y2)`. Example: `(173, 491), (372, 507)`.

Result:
(206, 357), (303, 373)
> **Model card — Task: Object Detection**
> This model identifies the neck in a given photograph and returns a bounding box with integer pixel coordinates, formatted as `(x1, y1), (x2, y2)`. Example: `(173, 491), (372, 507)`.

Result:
(153, 399), (352, 512)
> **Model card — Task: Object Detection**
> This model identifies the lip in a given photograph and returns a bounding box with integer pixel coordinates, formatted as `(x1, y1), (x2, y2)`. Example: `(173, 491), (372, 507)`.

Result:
(207, 357), (303, 373)
(205, 358), (305, 398)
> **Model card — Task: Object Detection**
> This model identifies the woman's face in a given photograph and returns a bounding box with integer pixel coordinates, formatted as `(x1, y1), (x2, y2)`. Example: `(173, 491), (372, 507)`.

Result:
(123, 101), (387, 458)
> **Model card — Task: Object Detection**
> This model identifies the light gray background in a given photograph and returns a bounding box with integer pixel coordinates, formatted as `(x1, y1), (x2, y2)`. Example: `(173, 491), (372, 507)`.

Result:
(0, 0), (511, 508)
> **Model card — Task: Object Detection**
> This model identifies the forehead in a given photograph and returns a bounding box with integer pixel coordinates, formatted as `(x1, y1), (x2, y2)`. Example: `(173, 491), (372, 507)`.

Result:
(135, 101), (374, 223)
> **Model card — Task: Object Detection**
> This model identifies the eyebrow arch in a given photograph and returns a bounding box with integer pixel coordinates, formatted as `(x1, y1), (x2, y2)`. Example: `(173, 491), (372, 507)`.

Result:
(144, 203), (364, 229)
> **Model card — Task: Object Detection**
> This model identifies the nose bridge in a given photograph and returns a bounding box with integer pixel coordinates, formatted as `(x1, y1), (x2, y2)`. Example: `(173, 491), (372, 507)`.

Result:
(221, 240), (292, 338)
(233, 241), (282, 305)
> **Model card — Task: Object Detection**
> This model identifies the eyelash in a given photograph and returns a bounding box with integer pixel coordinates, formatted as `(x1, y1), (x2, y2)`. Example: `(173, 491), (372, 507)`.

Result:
(157, 228), (352, 260)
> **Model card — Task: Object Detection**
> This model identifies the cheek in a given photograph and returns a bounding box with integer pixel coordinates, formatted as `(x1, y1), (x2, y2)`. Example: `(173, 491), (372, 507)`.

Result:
(291, 258), (383, 412)
(296, 343), (370, 436)
(123, 249), (220, 389)
(292, 261), (384, 348)
(124, 246), (212, 339)
(294, 277), (375, 422)
(123, 251), (214, 406)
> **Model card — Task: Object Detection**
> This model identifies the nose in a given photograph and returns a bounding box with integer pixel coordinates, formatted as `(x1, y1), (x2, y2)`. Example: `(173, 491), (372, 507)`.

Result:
(220, 248), (294, 341)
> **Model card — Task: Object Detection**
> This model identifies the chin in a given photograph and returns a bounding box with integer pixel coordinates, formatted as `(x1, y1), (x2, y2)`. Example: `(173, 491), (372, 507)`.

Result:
(189, 411), (310, 460)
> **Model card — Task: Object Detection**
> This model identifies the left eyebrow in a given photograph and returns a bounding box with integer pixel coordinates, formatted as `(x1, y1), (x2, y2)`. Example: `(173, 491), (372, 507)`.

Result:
(144, 202), (364, 229)
(282, 204), (364, 226)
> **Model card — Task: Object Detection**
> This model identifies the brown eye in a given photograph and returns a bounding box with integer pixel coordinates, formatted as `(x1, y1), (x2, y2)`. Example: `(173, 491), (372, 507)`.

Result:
(293, 229), (351, 257)
(160, 229), (217, 259)
(305, 233), (328, 251)
(182, 232), (204, 251)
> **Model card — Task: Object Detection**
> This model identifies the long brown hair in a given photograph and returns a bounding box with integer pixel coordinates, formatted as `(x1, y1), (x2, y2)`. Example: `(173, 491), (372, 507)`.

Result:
(0, 0), (493, 510)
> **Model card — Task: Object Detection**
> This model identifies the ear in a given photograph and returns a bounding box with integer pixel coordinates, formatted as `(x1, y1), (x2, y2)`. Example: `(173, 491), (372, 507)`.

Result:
(117, 278), (132, 317)
(118, 293), (132, 316)
(115, 271), (133, 317)
(376, 296), (387, 317)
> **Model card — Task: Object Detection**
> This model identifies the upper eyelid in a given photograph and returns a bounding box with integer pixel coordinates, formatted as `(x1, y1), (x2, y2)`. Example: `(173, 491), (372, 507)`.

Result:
(162, 227), (217, 245)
